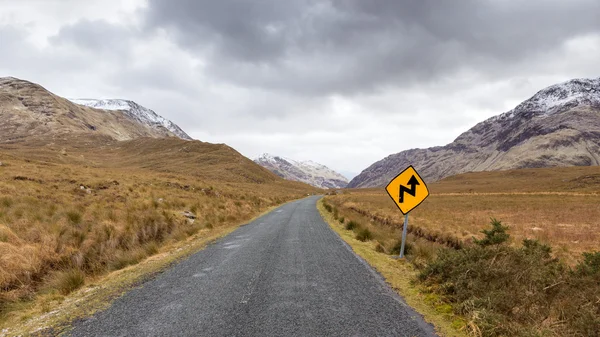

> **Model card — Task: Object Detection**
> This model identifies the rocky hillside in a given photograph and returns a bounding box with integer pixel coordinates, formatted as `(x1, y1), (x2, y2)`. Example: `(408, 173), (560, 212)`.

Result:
(0, 77), (184, 143)
(255, 153), (348, 189)
(348, 77), (600, 188)
(69, 99), (191, 140)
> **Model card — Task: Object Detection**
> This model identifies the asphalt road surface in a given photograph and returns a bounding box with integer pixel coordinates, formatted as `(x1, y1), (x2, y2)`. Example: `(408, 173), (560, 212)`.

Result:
(69, 196), (436, 337)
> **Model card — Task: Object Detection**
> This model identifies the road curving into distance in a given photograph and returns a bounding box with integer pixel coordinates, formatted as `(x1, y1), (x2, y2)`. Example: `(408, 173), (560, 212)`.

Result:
(69, 196), (436, 337)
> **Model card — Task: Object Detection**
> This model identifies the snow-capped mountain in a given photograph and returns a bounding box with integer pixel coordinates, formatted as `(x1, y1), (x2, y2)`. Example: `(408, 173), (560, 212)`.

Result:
(349, 77), (600, 188)
(0, 77), (184, 142)
(255, 154), (348, 189)
(69, 99), (192, 140)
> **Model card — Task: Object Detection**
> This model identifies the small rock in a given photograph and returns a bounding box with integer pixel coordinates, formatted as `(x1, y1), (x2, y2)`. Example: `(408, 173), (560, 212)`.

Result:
(80, 185), (85, 190)
(0, 162), (3, 166)
(157, 198), (164, 203)
(183, 211), (196, 219)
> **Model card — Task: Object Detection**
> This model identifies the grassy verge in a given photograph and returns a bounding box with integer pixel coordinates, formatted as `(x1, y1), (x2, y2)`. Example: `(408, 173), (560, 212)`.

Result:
(0, 204), (282, 336)
(317, 199), (467, 337)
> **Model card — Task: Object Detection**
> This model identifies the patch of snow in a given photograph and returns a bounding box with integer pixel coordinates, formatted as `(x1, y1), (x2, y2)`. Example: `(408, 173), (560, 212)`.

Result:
(69, 98), (192, 140)
(484, 77), (600, 124)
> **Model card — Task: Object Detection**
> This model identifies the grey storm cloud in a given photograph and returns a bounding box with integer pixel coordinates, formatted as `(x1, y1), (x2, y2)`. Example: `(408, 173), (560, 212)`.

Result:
(50, 19), (138, 55)
(144, 0), (600, 96)
(2, 0), (599, 174)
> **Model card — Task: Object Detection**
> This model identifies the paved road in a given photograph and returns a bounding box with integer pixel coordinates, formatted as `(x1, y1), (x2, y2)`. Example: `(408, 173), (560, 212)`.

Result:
(69, 196), (436, 337)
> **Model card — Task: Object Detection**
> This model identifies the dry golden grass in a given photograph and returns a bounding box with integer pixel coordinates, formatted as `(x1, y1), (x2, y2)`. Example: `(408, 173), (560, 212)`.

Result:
(330, 165), (600, 264)
(0, 138), (319, 327)
(1, 205), (283, 336)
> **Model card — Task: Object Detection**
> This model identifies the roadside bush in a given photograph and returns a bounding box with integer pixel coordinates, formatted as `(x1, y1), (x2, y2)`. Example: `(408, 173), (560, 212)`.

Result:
(339, 217), (344, 224)
(323, 203), (333, 213)
(345, 220), (359, 231)
(418, 218), (600, 336)
(575, 251), (600, 276)
(355, 228), (373, 242)
(473, 217), (509, 247)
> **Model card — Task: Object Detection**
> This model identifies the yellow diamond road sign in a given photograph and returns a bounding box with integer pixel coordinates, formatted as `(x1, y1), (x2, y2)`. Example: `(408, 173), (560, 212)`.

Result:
(385, 165), (429, 215)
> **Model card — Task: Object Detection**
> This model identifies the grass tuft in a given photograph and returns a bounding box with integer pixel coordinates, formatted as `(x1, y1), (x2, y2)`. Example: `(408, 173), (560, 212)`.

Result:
(53, 269), (85, 295)
(345, 220), (360, 231)
(355, 228), (373, 242)
(66, 210), (82, 225)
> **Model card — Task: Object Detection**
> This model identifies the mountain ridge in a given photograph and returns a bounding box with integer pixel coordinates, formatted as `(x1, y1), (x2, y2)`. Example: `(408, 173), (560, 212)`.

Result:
(0, 77), (182, 142)
(348, 77), (600, 188)
(69, 98), (192, 140)
(255, 153), (348, 189)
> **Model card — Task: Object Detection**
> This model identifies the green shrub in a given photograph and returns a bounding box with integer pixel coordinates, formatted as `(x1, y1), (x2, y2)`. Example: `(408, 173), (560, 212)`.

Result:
(575, 251), (600, 276)
(473, 217), (509, 247)
(416, 220), (600, 336)
(339, 217), (345, 224)
(345, 220), (359, 231)
(355, 228), (373, 242)
(323, 203), (333, 213)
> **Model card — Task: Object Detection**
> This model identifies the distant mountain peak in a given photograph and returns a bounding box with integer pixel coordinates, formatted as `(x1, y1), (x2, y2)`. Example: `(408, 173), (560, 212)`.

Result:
(69, 98), (192, 140)
(255, 153), (348, 189)
(488, 77), (600, 124)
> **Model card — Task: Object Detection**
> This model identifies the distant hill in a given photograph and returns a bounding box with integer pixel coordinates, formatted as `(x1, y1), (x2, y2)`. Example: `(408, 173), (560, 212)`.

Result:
(255, 153), (348, 189)
(349, 77), (600, 188)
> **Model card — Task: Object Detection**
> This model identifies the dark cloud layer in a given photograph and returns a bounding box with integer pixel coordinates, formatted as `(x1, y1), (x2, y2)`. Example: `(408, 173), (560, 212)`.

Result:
(144, 0), (600, 95)
(1, 1), (599, 173)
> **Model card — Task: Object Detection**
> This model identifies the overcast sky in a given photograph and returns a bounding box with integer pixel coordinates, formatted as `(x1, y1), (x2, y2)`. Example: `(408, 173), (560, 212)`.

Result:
(1, 0), (599, 178)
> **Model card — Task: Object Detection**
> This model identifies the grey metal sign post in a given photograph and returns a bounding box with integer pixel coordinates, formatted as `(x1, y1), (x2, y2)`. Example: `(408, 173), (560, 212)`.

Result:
(399, 213), (409, 258)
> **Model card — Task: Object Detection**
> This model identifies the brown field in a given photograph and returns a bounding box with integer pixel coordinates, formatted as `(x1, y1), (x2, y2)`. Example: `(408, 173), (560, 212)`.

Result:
(327, 166), (600, 264)
(0, 137), (319, 325)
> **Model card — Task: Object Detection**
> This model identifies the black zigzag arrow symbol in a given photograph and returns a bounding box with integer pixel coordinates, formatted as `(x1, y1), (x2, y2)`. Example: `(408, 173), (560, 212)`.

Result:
(399, 175), (420, 203)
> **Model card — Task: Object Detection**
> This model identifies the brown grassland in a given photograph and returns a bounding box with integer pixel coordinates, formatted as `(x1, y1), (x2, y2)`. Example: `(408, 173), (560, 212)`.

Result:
(0, 136), (319, 332)
(329, 166), (600, 263)
(322, 166), (600, 336)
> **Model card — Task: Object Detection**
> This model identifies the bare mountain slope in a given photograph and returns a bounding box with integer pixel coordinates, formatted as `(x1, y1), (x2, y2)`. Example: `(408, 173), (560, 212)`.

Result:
(348, 77), (600, 188)
(0, 77), (181, 143)
(255, 153), (348, 189)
